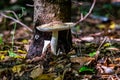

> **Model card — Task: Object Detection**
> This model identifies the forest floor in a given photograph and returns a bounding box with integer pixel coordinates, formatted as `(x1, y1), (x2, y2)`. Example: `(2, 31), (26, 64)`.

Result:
(0, 17), (120, 80)
(0, 1), (120, 79)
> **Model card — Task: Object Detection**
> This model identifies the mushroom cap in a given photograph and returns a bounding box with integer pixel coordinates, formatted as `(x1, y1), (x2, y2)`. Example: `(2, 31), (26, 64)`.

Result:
(36, 21), (74, 32)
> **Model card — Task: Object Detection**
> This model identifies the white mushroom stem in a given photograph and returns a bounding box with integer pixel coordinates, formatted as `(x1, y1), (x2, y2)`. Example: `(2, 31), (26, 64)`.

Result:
(51, 31), (58, 55)
(42, 40), (50, 54)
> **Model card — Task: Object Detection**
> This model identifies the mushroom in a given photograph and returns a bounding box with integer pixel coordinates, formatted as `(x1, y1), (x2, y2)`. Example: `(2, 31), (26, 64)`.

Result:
(36, 21), (74, 55)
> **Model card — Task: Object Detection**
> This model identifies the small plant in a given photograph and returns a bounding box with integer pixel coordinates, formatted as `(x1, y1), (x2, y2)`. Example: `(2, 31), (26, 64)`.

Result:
(79, 66), (95, 73)
(18, 7), (26, 18)
(0, 34), (4, 45)
(9, 7), (26, 57)
(89, 51), (96, 57)
(11, 22), (17, 51)
(8, 50), (18, 58)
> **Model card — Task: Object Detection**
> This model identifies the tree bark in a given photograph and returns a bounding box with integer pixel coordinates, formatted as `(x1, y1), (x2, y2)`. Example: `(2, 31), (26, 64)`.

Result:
(27, 0), (72, 59)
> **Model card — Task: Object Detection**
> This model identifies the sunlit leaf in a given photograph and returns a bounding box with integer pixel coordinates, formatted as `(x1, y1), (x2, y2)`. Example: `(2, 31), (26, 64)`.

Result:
(109, 21), (116, 29)
(97, 24), (106, 29)
(17, 49), (27, 54)
(89, 51), (96, 57)
(15, 55), (25, 59)
(97, 21), (116, 30)
(79, 66), (94, 73)
(0, 54), (5, 60)
(103, 43), (111, 47)
(22, 39), (29, 44)
(0, 51), (8, 54)
(12, 65), (22, 73)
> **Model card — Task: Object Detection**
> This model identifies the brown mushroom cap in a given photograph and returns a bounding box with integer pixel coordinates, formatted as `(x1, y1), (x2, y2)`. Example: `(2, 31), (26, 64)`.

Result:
(36, 21), (74, 32)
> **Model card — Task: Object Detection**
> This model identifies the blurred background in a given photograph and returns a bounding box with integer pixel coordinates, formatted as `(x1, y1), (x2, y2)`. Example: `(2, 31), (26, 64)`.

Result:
(0, 0), (120, 35)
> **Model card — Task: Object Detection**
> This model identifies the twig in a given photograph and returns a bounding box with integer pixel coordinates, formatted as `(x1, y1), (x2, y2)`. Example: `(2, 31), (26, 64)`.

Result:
(72, 1), (83, 6)
(26, 4), (34, 7)
(0, 12), (33, 32)
(97, 37), (107, 51)
(94, 37), (107, 60)
(4, 10), (19, 20)
(74, 0), (96, 26)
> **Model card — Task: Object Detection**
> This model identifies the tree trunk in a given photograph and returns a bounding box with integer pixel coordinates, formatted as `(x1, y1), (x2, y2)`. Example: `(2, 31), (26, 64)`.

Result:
(27, 0), (72, 59)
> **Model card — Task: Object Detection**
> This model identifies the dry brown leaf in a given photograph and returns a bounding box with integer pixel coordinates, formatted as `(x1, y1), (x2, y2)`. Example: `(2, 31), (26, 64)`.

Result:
(106, 47), (120, 51)
(70, 57), (95, 65)
(114, 58), (120, 62)
(30, 65), (43, 78)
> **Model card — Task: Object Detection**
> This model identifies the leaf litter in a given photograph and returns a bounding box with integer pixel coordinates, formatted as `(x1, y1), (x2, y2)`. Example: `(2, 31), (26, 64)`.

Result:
(0, 24), (120, 80)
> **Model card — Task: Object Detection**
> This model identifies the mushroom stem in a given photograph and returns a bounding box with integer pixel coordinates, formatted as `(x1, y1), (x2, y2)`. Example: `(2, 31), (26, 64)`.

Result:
(51, 31), (58, 55)
(42, 40), (50, 54)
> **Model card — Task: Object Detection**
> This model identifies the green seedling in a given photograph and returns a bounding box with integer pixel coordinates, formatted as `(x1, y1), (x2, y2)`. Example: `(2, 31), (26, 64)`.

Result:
(8, 50), (18, 58)
(89, 51), (96, 57)
(0, 34), (4, 45)
(10, 7), (26, 57)
(11, 23), (17, 51)
(18, 7), (26, 18)
(79, 66), (94, 73)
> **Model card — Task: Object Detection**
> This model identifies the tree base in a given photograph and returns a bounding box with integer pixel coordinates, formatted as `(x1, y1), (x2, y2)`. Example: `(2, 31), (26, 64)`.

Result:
(26, 28), (72, 59)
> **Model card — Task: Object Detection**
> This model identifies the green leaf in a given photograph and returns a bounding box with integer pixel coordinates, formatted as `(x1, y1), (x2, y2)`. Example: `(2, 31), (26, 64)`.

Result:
(0, 35), (4, 45)
(89, 51), (96, 57)
(8, 50), (18, 58)
(103, 43), (111, 47)
(79, 66), (94, 73)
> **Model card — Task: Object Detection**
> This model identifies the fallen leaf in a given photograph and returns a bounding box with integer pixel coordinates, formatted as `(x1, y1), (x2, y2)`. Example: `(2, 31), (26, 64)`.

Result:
(12, 65), (22, 73)
(54, 75), (63, 80)
(35, 73), (56, 80)
(114, 58), (120, 62)
(70, 57), (95, 66)
(106, 47), (120, 51)
(22, 39), (29, 44)
(0, 54), (5, 60)
(17, 49), (27, 54)
(30, 65), (43, 78)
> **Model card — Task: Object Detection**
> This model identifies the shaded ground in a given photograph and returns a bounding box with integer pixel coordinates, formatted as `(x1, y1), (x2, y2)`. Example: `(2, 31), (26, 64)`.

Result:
(0, 19), (120, 80)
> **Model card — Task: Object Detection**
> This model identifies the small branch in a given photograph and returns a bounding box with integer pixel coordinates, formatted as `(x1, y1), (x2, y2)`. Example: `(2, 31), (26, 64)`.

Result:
(72, 1), (83, 6)
(74, 0), (96, 26)
(26, 4), (34, 7)
(4, 10), (19, 20)
(97, 37), (107, 51)
(0, 12), (33, 32)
